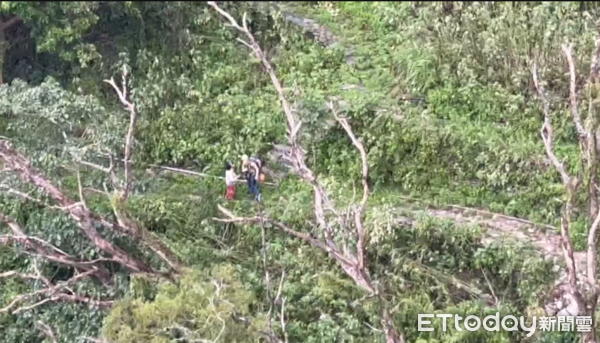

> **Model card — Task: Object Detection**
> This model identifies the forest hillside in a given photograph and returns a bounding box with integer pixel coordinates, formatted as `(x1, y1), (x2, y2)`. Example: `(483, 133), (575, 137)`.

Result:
(2, 2), (600, 342)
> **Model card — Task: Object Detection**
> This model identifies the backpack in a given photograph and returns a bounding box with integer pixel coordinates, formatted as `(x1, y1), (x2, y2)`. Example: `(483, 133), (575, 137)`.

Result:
(249, 156), (262, 170)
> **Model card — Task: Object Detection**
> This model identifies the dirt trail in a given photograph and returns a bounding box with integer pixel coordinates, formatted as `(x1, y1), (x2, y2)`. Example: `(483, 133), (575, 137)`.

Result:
(395, 200), (592, 316)
(393, 198), (587, 277)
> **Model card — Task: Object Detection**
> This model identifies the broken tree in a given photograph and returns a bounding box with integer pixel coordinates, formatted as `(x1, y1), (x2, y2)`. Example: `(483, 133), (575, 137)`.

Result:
(208, 2), (404, 342)
(532, 31), (600, 343)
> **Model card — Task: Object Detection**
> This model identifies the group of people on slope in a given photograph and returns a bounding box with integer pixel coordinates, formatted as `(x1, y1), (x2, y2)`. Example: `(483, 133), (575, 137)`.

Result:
(225, 155), (264, 202)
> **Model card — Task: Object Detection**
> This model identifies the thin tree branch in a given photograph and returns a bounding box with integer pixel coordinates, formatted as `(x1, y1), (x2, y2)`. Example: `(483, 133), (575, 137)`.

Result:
(532, 64), (580, 290)
(481, 268), (499, 306)
(214, 205), (332, 257)
(104, 68), (136, 200)
(532, 64), (572, 186)
(78, 160), (112, 174)
(327, 101), (370, 269)
(258, 209), (275, 339)
(0, 269), (112, 314)
(0, 213), (113, 279)
(561, 44), (586, 138)
(76, 168), (87, 209)
(207, 2), (297, 139)
(588, 198), (600, 287)
(35, 321), (58, 343)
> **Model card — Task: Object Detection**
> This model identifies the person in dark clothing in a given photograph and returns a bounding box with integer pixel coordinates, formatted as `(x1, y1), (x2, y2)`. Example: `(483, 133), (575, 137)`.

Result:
(241, 154), (262, 202)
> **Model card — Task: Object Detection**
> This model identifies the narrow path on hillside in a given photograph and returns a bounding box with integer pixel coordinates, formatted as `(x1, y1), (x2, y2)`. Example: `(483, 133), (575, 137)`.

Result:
(390, 196), (586, 278)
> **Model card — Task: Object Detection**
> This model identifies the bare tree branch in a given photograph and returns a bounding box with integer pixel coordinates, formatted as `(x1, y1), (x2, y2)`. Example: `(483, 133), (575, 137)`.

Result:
(0, 269), (113, 314)
(35, 321), (58, 343)
(0, 140), (152, 274)
(0, 140), (182, 280)
(280, 296), (289, 343)
(561, 44), (586, 138)
(208, 3), (403, 342)
(207, 2), (298, 140)
(327, 100), (370, 269)
(76, 168), (87, 209)
(531, 64), (572, 186)
(78, 160), (112, 174)
(214, 205), (331, 254)
(532, 64), (580, 291)
(533, 34), (600, 342)
(587, 208), (600, 287)
(103, 68), (136, 200)
(23, 189), (183, 276)
(0, 213), (113, 282)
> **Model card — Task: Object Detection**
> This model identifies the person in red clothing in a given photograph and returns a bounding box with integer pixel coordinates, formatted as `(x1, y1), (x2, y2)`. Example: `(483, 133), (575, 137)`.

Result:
(225, 162), (238, 200)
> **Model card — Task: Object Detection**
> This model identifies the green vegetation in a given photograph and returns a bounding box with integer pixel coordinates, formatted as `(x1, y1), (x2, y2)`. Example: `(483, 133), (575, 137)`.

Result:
(1, 1), (600, 342)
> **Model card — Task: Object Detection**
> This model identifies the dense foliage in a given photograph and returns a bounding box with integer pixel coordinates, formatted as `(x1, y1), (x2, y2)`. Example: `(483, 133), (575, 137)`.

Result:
(2, 1), (600, 342)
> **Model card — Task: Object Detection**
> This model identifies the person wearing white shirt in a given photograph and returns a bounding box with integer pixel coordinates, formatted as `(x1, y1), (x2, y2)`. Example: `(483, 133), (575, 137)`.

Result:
(225, 162), (238, 200)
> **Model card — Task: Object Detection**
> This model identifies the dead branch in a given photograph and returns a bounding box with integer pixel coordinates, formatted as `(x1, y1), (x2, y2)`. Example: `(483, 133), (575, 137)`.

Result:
(0, 140), (152, 274)
(532, 64), (580, 290)
(0, 214), (113, 283)
(561, 44), (586, 138)
(0, 269), (113, 314)
(587, 208), (600, 287)
(274, 270), (286, 304)
(533, 34), (600, 343)
(207, 2), (297, 140)
(327, 100), (370, 269)
(35, 321), (58, 343)
(209, 3), (403, 342)
(481, 268), (499, 306)
(67, 71), (187, 274)
(0, 143), (182, 278)
(104, 68), (136, 200)
(280, 295), (289, 343)
(79, 160), (113, 174)
(76, 168), (87, 209)
(214, 205), (330, 253)
(531, 64), (573, 186)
